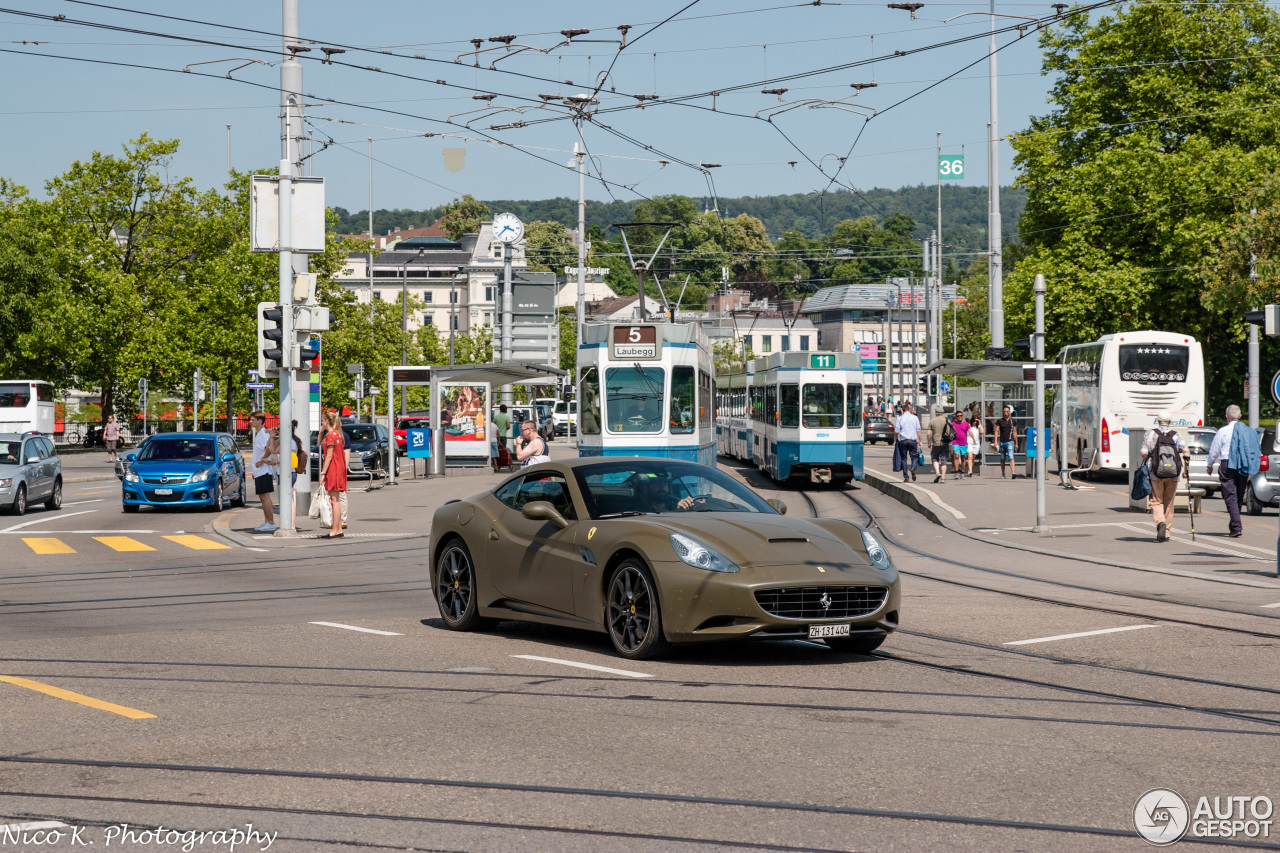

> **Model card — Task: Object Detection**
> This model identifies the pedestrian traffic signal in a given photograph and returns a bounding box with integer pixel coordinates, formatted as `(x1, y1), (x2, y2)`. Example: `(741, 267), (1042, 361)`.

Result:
(918, 375), (940, 395)
(257, 301), (284, 376)
(1244, 305), (1280, 337)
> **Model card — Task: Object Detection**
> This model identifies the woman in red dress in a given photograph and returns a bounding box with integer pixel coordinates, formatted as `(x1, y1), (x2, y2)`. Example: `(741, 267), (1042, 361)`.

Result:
(320, 410), (347, 539)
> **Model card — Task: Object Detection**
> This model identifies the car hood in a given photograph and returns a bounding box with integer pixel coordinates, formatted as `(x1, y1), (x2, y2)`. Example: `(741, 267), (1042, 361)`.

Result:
(647, 514), (873, 570)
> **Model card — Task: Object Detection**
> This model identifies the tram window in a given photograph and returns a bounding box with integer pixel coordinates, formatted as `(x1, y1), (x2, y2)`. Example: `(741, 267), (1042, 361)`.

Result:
(580, 368), (601, 435)
(779, 384), (799, 427)
(846, 384), (863, 428)
(765, 384), (777, 426)
(802, 384), (844, 429)
(605, 367), (665, 433)
(670, 366), (695, 434)
(699, 369), (712, 426)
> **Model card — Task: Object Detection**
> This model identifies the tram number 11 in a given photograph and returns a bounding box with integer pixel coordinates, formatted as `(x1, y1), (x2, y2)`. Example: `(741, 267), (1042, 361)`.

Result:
(811, 354), (836, 369)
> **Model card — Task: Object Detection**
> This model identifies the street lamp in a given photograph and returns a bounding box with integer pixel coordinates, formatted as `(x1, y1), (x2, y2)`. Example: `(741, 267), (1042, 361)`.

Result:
(400, 247), (425, 417)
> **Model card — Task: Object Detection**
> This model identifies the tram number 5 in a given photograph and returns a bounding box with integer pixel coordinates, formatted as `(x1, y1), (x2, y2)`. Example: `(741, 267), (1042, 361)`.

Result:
(628, 327), (642, 343)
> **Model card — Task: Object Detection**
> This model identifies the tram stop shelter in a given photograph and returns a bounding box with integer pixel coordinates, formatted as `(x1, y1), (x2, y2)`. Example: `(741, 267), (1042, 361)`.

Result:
(922, 358), (1057, 475)
(384, 361), (566, 482)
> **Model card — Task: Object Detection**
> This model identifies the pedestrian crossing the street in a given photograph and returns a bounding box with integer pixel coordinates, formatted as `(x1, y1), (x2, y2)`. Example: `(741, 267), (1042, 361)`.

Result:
(19, 534), (231, 555)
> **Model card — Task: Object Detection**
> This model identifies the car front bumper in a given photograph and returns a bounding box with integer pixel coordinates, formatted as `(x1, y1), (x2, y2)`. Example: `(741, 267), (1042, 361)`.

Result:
(122, 482), (217, 507)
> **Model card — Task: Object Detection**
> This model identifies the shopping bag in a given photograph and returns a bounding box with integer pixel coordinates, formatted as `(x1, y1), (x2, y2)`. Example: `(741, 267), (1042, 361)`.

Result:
(917, 450), (926, 468)
(316, 489), (333, 527)
(892, 444), (902, 472)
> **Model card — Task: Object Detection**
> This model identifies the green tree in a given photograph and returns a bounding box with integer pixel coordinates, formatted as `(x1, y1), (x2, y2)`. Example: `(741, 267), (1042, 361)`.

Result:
(523, 220), (577, 273)
(438, 194), (491, 240)
(1007, 0), (1280, 407)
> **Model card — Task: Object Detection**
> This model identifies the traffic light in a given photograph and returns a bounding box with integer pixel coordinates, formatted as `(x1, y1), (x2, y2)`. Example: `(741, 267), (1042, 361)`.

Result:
(918, 375), (940, 395)
(354, 375), (365, 398)
(1244, 305), (1280, 336)
(257, 301), (283, 376)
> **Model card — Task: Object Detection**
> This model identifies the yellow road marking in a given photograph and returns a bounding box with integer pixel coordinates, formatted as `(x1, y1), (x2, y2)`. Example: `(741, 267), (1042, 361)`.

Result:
(93, 536), (155, 552)
(163, 534), (230, 550)
(72, 489), (116, 496)
(0, 675), (155, 719)
(22, 538), (75, 555)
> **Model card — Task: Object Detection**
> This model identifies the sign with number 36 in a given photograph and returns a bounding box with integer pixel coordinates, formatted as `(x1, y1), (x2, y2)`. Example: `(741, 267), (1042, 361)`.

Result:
(939, 154), (964, 180)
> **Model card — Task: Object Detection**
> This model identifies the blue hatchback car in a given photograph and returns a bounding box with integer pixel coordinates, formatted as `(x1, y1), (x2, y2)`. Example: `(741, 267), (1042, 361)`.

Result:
(121, 432), (246, 513)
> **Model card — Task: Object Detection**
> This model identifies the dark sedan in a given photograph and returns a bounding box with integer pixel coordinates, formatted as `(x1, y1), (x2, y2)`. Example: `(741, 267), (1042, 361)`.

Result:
(311, 423), (398, 478)
(865, 416), (895, 445)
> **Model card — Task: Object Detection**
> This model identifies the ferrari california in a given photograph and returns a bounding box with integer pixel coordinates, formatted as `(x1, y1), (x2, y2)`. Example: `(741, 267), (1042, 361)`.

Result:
(430, 457), (899, 659)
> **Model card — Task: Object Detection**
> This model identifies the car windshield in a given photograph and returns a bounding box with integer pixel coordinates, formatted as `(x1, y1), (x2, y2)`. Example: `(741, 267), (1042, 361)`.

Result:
(574, 460), (777, 518)
(0, 440), (20, 464)
(139, 439), (216, 462)
(1187, 432), (1214, 455)
(345, 426), (378, 442)
(397, 419), (428, 430)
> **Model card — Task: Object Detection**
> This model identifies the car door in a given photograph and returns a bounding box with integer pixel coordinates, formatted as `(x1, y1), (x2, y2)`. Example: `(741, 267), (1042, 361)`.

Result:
(217, 436), (237, 495)
(39, 438), (59, 492)
(23, 438), (48, 499)
(487, 472), (582, 616)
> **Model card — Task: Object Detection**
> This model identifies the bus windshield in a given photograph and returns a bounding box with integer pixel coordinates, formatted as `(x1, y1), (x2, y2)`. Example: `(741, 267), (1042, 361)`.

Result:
(1119, 345), (1188, 383)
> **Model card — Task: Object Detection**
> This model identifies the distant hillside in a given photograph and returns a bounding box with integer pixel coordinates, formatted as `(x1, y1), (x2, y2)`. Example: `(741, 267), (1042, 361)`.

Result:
(332, 185), (1025, 254)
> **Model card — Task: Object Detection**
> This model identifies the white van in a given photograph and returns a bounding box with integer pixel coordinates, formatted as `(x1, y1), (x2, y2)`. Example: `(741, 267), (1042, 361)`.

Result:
(552, 399), (577, 436)
(0, 380), (56, 435)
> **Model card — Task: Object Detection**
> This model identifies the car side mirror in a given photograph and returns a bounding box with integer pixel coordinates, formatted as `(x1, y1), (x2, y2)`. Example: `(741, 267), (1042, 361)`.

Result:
(766, 498), (787, 515)
(222, 452), (237, 462)
(126, 453), (137, 462)
(26, 456), (40, 464)
(521, 500), (570, 530)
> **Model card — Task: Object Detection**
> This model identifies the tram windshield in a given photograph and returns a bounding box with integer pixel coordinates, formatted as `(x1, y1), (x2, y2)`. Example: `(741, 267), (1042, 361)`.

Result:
(606, 366), (665, 433)
(801, 384), (843, 429)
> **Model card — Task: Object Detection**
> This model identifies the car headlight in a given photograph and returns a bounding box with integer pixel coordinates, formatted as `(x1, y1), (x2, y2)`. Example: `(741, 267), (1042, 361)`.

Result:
(861, 529), (892, 571)
(124, 470), (140, 483)
(669, 532), (739, 573)
(0, 478), (11, 488)
(190, 468), (213, 483)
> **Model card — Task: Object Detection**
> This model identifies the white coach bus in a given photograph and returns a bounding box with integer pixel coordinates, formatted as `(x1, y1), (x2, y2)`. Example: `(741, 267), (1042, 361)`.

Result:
(1052, 331), (1205, 473)
(0, 380), (56, 435)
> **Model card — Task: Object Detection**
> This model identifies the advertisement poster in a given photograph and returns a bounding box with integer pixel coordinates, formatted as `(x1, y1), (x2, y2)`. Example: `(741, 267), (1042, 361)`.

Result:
(438, 383), (489, 458)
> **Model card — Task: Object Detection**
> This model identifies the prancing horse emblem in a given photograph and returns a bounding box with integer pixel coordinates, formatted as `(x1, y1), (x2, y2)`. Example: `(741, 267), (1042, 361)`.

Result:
(819, 592), (833, 612)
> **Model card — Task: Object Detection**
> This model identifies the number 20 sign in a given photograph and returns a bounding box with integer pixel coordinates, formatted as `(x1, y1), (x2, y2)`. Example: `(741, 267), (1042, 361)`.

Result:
(939, 154), (964, 180)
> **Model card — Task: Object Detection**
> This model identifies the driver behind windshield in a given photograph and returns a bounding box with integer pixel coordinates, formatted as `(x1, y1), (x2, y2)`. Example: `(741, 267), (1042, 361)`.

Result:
(635, 473), (700, 512)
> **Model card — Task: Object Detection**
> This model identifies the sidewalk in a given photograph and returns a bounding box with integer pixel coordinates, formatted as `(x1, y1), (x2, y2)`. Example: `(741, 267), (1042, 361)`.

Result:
(862, 444), (1280, 589)
(213, 461), (522, 550)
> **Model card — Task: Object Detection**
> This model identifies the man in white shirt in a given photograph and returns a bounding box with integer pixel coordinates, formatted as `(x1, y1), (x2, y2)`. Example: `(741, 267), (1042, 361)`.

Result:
(1206, 405), (1246, 537)
(894, 402), (922, 483)
(250, 412), (277, 533)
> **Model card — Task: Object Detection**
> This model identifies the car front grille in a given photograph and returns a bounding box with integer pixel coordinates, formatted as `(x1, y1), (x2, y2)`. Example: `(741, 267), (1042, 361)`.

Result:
(144, 490), (185, 502)
(754, 585), (888, 620)
(141, 475), (189, 485)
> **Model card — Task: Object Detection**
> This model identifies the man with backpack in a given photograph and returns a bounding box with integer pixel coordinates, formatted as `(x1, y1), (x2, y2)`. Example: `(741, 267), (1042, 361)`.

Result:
(926, 405), (953, 484)
(1140, 410), (1190, 543)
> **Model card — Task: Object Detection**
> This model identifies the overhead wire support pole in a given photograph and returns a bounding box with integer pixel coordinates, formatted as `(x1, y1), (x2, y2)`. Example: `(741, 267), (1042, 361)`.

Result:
(575, 134), (587, 376)
(988, 6), (1004, 349)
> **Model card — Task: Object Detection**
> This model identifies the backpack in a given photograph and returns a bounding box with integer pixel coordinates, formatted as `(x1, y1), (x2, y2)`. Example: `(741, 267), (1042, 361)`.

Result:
(942, 420), (956, 444)
(1151, 430), (1182, 479)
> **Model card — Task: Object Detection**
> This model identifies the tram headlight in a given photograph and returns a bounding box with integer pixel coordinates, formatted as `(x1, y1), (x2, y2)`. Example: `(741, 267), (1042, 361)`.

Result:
(669, 532), (739, 573)
(861, 529), (892, 571)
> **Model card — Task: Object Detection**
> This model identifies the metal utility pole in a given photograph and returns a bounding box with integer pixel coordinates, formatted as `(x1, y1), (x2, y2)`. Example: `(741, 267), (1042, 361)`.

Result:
(988, 34), (1005, 349)
(1032, 273), (1048, 533)
(399, 249), (423, 417)
(368, 138), (374, 309)
(449, 272), (458, 365)
(1250, 214), (1260, 429)
(910, 274), (919, 409)
(501, 241), (514, 407)
(575, 140), (587, 362)
(936, 131), (944, 364)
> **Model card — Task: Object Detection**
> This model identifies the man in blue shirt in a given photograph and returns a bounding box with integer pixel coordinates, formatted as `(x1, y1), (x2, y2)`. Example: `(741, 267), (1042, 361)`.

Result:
(1206, 404), (1260, 537)
(894, 402), (922, 483)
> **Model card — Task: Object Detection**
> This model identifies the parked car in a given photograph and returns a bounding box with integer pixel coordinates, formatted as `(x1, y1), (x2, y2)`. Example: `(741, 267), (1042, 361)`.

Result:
(121, 432), (245, 513)
(865, 416), (895, 445)
(0, 432), (63, 515)
(394, 416), (431, 455)
(310, 423), (398, 479)
(1184, 426), (1218, 499)
(1245, 425), (1280, 515)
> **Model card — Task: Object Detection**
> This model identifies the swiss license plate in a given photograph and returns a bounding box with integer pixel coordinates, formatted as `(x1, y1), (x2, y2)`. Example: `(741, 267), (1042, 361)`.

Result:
(809, 624), (851, 639)
(154, 488), (173, 496)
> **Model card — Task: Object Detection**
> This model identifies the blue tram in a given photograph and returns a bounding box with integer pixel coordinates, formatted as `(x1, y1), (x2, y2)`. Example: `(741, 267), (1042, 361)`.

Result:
(716, 352), (866, 485)
(576, 322), (716, 465)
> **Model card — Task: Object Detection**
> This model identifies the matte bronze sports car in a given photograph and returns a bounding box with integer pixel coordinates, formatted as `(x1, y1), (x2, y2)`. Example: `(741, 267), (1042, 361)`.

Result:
(429, 457), (900, 659)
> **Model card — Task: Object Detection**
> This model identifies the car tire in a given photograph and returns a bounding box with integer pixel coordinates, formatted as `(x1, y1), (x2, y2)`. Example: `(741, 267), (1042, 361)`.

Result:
(605, 560), (671, 660)
(10, 484), (26, 516)
(825, 633), (886, 655)
(1246, 483), (1264, 516)
(434, 538), (496, 631)
(211, 483), (225, 513)
(230, 476), (246, 507)
(123, 503), (140, 514)
(45, 478), (62, 511)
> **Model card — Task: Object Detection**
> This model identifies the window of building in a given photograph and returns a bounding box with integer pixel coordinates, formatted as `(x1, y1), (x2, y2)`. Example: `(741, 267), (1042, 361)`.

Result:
(451, 314), (459, 330)
(742, 336), (752, 354)
(422, 313), (434, 326)
(423, 291), (432, 303)
(781, 335), (791, 351)
(483, 312), (492, 326)
(373, 291), (383, 301)
(800, 335), (810, 351)
(761, 335), (773, 353)
(485, 286), (494, 301)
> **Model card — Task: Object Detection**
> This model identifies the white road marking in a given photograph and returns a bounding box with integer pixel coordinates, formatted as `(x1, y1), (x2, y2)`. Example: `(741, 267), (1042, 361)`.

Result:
(61, 499), (105, 507)
(1, 821), (68, 831)
(309, 621), (403, 636)
(1, 529), (157, 535)
(246, 547), (269, 552)
(1005, 624), (1162, 646)
(1119, 523), (1271, 562)
(1260, 601), (1280, 609)
(511, 654), (652, 678)
(0, 510), (97, 533)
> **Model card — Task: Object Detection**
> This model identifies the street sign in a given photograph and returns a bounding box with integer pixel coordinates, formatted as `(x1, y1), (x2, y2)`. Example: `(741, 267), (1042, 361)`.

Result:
(347, 363), (364, 375)
(811, 354), (836, 369)
(939, 154), (964, 180)
(1270, 370), (1280, 406)
(248, 369), (259, 377)
(939, 379), (952, 393)
(138, 377), (148, 392)
(246, 382), (275, 390)
(407, 428), (430, 459)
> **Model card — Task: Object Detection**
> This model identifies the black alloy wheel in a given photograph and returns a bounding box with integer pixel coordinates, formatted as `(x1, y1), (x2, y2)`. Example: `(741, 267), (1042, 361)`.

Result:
(435, 540), (494, 631)
(45, 478), (62, 511)
(11, 484), (26, 516)
(825, 633), (887, 655)
(606, 561), (671, 660)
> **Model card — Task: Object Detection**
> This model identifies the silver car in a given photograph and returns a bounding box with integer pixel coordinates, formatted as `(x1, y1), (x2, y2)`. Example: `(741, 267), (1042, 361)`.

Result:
(0, 432), (64, 516)
(1245, 426), (1280, 515)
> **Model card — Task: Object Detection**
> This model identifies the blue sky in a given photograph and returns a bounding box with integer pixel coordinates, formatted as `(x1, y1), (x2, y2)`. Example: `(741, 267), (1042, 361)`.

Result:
(1, 0), (1067, 212)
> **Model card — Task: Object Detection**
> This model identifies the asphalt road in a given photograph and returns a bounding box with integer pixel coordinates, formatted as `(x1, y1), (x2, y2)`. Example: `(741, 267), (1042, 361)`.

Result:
(1, 468), (1278, 852)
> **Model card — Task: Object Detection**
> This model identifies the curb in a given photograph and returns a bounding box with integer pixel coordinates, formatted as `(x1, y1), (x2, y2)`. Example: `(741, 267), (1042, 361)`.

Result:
(65, 473), (120, 485)
(863, 468), (1280, 590)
